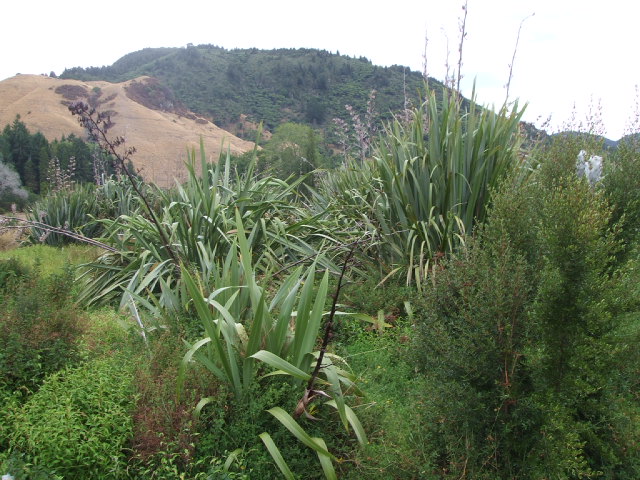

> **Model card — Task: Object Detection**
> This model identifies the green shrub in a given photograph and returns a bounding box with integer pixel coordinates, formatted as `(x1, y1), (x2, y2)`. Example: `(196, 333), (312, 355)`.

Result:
(412, 146), (640, 478)
(195, 378), (337, 479)
(127, 332), (215, 477)
(10, 356), (136, 479)
(0, 263), (83, 394)
(0, 450), (63, 480)
(414, 239), (536, 479)
(0, 257), (30, 292)
(603, 135), (640, 257)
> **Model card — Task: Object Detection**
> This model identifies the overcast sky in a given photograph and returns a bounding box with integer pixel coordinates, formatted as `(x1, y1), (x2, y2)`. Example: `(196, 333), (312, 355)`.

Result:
(2, 0), (638, 139)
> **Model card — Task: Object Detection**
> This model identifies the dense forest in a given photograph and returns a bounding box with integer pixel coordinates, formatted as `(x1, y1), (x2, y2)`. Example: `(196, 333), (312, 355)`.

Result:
(61, 46), (440, 138)
(0, 115), (110, 195)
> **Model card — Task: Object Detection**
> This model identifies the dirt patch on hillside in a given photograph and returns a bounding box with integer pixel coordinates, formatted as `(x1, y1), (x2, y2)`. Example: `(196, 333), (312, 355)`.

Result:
(125, 77), (186, 114)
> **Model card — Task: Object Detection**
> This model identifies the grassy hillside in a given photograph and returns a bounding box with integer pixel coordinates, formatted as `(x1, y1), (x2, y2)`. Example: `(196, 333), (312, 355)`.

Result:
(0, 74), (255, 186)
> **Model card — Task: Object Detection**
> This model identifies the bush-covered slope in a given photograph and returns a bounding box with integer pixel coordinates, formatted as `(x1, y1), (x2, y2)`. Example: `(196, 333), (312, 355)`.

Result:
(61, 46), (442, 134)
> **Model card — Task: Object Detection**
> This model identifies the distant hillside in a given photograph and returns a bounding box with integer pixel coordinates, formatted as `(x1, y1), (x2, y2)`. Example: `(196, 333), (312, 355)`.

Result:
(0, 74), (255, 186)
(61, 46), (441, 138)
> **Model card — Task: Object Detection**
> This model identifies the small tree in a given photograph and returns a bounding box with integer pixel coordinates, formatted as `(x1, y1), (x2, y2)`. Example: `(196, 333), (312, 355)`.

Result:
(263, 122), (322, 183)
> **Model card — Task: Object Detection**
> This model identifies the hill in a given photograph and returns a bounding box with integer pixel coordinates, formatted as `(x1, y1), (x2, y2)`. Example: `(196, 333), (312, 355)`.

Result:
(60, 46), (441, 138)
(0, 74), (255, 186)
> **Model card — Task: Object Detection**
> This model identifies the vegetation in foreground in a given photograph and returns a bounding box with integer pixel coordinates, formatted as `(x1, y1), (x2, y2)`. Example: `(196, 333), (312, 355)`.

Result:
(0, 81), (639, 480)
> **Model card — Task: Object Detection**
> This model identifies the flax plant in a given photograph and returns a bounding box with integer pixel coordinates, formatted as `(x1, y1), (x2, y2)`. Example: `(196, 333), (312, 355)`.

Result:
(316, 86), (526, 287)
(27, 183), (104, 246)
(77, 143), (337, 309)
(177, 212), (365, 479)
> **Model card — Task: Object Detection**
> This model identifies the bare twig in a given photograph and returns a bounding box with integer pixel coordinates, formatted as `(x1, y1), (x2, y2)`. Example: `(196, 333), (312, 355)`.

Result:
(505, 12), (535, 103)
(68, 102), (180, 267)
(294, 245), (355, 419)
(0, 215), (118, 252)
(455, 1), (469, 97)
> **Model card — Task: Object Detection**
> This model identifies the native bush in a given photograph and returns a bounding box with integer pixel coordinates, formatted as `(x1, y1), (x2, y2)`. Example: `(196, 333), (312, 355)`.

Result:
(603, 134), (640, 256)
(10, 356), (136, 479)
(412, 141), (640, 478)
(77, 145), (338, 310)
(0, 262), (83, 395)
(414, 238), (536, 478)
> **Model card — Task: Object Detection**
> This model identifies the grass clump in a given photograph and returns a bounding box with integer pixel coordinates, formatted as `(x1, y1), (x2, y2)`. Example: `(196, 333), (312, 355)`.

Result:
(340, 324), (430, 479)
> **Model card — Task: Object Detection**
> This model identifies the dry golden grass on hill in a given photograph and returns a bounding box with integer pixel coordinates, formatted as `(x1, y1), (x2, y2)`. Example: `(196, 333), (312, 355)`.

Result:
(0, 74), (255, 187)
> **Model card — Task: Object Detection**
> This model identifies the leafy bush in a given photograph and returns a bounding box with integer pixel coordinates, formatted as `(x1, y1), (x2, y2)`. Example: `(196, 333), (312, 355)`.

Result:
(10, 356), (136, 479)
(603, 135), (640, 257)
(127, 331), (216, 477)
(0, 257), (30, 292)
(412, 144), (640, 478)
(0, 450), (63, 480)
(0, 263), (83, 394)
(414, 238), (536, 478)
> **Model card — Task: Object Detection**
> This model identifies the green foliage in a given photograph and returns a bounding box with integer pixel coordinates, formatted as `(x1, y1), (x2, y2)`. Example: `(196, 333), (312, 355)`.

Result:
(315, 86), (526, 288)
(61, 46), (439, 142)
(0, 116), (102, 194)
(195, 378), (343, 480)
(125, 330), (229, 479)
(0, 244), (97, 276)
(411, 140), (640, 478)
(26, 183), (103, 245)
(77, 145), (336, 309)
(9, 356), (136, 479)
(339, 325), (431, 480)
(26, 176), (142, 246)
(0, 257), (30, 291)
(0, 262), (83, 395)
(262, 122), (323, 184)
(0, 450), (63, 480)
(603, 134), (640, 256)
(414, 238), (536, 478)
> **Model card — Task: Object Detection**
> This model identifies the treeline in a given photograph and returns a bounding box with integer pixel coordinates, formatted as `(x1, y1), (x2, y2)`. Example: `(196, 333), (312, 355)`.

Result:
(0, 115), (110, 194)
